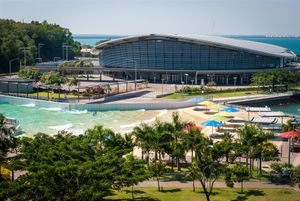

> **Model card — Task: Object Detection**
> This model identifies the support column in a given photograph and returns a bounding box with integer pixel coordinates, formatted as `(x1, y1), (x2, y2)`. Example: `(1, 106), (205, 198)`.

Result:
(99, 72), (102, 81)
(240, 74), (244, 85)
(195, 72), (198, 85)
(226, 75), (229, 85)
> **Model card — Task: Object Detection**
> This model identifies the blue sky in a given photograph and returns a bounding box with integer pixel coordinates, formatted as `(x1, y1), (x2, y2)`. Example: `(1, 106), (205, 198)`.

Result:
(0, 0), (299, 35)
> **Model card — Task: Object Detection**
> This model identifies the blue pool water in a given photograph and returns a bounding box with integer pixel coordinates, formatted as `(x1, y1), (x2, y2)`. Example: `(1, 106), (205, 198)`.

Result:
(272, 103), (300, 116)
(0, 102), (169, 136)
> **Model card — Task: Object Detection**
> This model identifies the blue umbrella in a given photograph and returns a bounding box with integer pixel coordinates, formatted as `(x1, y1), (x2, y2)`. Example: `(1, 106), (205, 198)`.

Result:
(202, 120), (225, 127)
(202, 120), (224, 134)
(221, 107), (240, 113)
(295, 119), (300, 123)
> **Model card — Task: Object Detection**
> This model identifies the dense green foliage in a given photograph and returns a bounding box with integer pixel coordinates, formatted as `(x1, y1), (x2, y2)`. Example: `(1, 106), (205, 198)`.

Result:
(58, 60), (94, 68)
(251, 68), (299, 91)
(0, 126), (149, 201)
(0, 19), (80, 73)
(18, 67), (42, 81)
(40, 71), (65, 85)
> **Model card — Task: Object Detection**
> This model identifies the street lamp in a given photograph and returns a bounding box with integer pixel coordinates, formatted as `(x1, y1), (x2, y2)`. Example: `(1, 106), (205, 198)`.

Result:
(37, 43), (44, 63)
(9, 58), (19, 78)
(184, 73), (188, 85)
(20, 47), (29, 66)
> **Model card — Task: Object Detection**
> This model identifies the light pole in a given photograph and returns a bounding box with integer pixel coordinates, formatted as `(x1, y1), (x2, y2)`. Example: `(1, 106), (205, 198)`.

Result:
(124, 58), (137, 90)
(184, 73), (188, 86)
(20, 47), (29, 66)
(53, 57), (61, 62)
(38, 43), (44, 63)
(161, 79), (165, 94)
(62, 43), (72, 61)
(9, 58), (19, 78)
(181, 81), (184, 94)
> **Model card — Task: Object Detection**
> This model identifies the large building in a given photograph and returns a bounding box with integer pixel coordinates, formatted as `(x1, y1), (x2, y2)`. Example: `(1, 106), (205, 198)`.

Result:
(92, 34), (296, 85)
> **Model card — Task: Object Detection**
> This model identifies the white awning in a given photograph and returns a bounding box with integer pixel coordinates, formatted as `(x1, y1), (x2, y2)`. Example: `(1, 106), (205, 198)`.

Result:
(258, 111), (287, 117)
(246, 106), (271, 112)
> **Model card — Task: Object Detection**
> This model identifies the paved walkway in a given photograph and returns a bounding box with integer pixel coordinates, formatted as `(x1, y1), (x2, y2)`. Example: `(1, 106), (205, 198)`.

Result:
(137, 180), (296, 189)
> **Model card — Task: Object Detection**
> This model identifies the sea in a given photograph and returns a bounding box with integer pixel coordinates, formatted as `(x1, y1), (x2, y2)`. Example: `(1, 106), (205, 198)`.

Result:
(74, 34), (300, 54)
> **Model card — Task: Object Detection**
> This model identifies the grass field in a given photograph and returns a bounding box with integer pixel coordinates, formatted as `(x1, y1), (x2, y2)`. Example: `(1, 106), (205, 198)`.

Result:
(163, 90), (265, 99)
(107, 187), (300, 201)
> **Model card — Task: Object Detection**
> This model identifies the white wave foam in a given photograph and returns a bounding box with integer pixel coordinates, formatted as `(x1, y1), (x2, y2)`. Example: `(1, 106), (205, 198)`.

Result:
(20, 103), (35, 107)
(144, 117), (156, 124)
(49, 123), (73, 131)
(157, 109), (167, 117)
(40, 107), (62, 111)
(138, 109), (146, 112)
(67, 110), (88, 114)
(119, 109), (168, 129)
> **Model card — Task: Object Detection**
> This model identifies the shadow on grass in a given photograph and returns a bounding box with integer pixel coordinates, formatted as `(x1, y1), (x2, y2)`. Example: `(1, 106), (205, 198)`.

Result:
(160, 188), (181, 193)
(196, 191), (220, 196)
(123, 190), (146, 194)
(231, 190), (265, 201)
(106, 197), (160, 201)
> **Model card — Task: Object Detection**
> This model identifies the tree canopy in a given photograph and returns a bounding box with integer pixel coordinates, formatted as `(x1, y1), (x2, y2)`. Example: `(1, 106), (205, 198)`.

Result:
(0, 19), (80, 73)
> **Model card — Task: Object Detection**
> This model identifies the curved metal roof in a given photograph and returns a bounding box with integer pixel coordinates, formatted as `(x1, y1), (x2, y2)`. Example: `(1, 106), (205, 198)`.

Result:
(92, 34), (296, 58)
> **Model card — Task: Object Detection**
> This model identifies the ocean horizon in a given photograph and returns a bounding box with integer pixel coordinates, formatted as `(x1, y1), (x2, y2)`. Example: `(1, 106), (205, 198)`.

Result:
(74, 34), (300, 54)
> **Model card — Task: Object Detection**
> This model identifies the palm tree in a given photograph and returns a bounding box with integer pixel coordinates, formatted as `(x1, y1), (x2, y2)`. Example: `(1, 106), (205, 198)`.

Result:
(282, 119), (299, 132)
(0, 114), (17, 181)
(169, 112), (191, 171)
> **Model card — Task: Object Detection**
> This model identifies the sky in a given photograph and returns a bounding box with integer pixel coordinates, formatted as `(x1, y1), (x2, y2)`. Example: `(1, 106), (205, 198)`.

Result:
(0, 0), (299, 36)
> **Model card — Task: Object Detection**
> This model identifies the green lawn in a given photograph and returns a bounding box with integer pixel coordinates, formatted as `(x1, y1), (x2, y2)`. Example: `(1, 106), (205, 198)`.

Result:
(107, 187), (300, 201)
(163, 90), (266, 99)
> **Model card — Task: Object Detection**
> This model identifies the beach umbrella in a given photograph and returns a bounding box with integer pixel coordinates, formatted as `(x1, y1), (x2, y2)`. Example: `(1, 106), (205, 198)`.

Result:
(278, 130), (299, 138)
(217, 111), (234, 117)
(202, 120), (224, 134)
(198, 100), (214, 106)
(278, 130), (299, 166)
(209, 115), (230, 122)
(221, 107), (240, 113)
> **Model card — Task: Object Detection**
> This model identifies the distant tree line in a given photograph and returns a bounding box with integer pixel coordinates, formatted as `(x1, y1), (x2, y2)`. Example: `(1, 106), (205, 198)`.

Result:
(251, 68), (299, 91)
(0, 19), (81, 73)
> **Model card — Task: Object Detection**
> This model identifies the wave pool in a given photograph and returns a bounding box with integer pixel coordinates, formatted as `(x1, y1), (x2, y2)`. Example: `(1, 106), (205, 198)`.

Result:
(0, 101), (170, 136)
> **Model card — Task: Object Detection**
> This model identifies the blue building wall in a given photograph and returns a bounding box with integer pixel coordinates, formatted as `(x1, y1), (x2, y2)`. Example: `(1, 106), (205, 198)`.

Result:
(99, 39), (281, 71)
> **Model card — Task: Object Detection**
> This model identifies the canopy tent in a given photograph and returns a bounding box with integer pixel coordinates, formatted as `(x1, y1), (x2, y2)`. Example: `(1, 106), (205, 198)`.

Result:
(246, 106), (271, 112)
(221, 107), (240, 113)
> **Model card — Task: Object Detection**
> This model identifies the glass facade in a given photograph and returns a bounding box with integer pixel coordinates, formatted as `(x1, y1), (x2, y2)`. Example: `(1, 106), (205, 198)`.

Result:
(99, 38), (281, 71)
